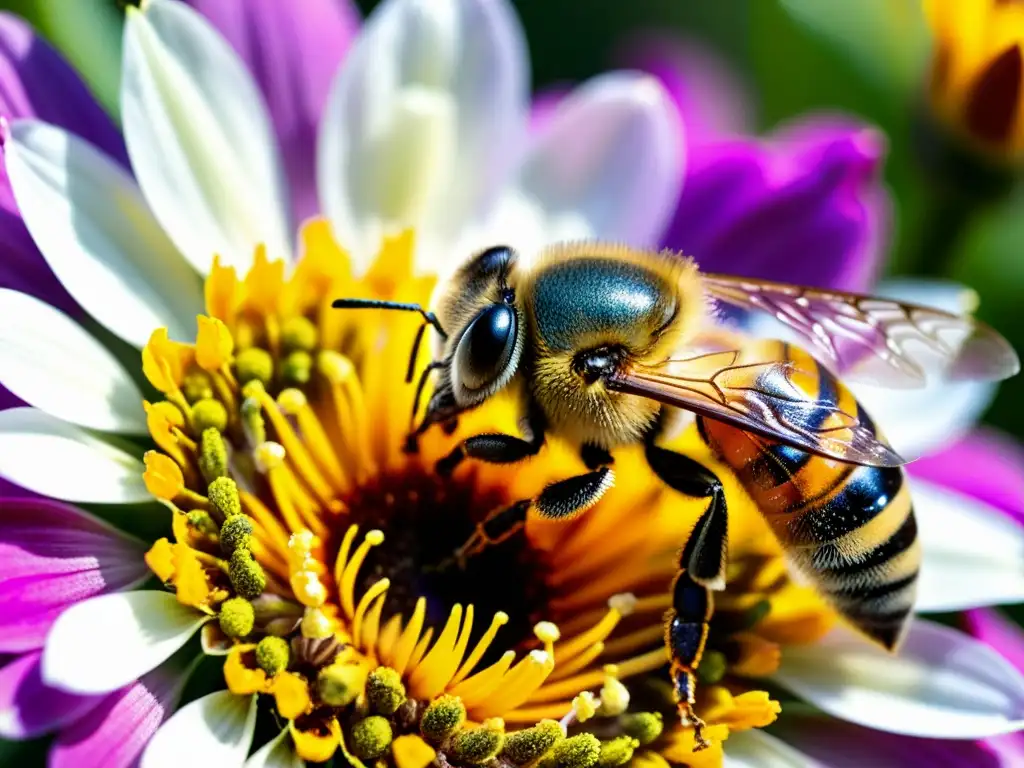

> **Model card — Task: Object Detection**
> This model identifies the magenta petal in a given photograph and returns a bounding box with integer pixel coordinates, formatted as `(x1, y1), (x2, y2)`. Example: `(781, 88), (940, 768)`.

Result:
(0, 652), (101, 739)
(0, 13), (127, 315)
(187, 0), (360, 226)
(662, 117), (888, 291)
(965, 609), (1024, 675)
(909, 428), (1024, 528)
(49, 661), (188, 768)
(0, 499), (148, 652)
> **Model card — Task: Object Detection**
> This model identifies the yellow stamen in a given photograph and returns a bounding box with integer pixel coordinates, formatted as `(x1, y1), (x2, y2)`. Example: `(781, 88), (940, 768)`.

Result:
(205, 255), (239, 325)
(553, 594), (634, 663)
(448, 611), (509, 688)
(376, 615), (404, 663)
(352, 578), (391, 650)
(473, 650), (553, 719)
(360, 590), (388, 651)
(278, 388), (350, 494)
(390, 597), (427, 677)
(544, 642), (605, 683)
(532, 648), (667, 702)
(406, 627), (434, 672)
(448, 651), (516, 705)
(340, 529), (385, 619)
(408, 604), (464, 699)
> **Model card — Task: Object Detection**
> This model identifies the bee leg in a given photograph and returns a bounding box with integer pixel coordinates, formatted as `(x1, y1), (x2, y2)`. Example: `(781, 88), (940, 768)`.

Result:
(435, 412), (546, 476)
(447, 467), (614, 568)
(645, 439), (729, 750)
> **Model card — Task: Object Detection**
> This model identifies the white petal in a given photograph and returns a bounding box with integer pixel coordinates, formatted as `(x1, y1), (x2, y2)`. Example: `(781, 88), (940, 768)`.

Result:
(318, 0), (528, 273)
(0, 408), (149, 503)
(244, 728), (303, 768)
(122, 0), (292, 272)
(723, 728), (826, 768)
(775, 620), (1024, 738)
(911, 478), (1024, 611)
(0, 290), (146, 433)
(4, 119), (204, 347)
(142, 691), (257, 768)
(487, 72), (683, 258)
(849, 278), (995, 458)
(43, 591), (206, 696)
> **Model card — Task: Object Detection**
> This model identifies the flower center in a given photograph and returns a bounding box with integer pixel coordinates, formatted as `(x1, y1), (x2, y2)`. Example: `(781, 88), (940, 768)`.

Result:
(136, 223), (836, 765)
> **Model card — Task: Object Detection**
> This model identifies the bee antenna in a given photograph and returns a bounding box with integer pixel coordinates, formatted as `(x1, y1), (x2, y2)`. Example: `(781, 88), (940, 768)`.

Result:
(406, 323), (429, 384)
(331, 298), (448, 340)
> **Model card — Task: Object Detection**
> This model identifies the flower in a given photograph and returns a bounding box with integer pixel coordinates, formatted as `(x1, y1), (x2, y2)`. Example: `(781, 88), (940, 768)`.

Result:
(924, 0), (1024, 162)
(0, 0), (1019, 767)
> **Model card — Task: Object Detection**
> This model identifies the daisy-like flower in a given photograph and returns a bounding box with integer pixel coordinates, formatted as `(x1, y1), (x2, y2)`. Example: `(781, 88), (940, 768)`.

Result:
(0, 1), (1021, 767)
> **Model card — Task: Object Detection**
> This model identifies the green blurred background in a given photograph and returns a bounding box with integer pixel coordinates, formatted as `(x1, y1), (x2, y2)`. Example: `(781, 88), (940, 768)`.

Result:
(0, 0), (1022, 762)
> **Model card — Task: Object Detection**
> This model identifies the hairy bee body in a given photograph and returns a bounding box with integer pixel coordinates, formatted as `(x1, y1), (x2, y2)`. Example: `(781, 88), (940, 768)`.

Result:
(695, 341), (919, 649)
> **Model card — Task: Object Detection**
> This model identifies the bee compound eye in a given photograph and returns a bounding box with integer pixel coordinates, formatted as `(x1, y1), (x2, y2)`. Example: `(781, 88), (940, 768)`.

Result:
(454, 303), (518, 395)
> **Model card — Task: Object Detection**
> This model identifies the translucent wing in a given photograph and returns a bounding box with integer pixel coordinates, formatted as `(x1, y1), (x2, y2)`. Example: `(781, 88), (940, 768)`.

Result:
(703, 274), (1020, 388)
(606, 339), (904, 467)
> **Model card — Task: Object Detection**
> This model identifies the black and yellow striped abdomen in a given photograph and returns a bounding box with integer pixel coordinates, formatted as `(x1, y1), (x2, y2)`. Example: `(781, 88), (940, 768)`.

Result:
(697, 344), (919, 650)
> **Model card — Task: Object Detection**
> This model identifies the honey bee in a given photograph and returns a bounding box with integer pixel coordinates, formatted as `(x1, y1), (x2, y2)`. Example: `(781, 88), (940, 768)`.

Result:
(334, 243), (1019, 746)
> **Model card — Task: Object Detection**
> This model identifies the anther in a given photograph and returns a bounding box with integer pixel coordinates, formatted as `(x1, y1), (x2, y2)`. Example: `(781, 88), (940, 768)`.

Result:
(571, 691), (599, 724)
(450, 718), (505, 764)
(596, 665), (630, 717)
(597, 737), (638, 767)
(291, 571), (327, 607)
(277, 388), (307, 415)
(620, 712), (663, 745)
(240, 395), (266, 446)
(544, 733), (601, 768)
(281, 316), (318, 353)
(502, 720), (564, 765)
(282, 350), (312, 385)
(229, 548), (267, 599)
(192, 398), (228, 434)
(255, 441), (286, 473)
(199, 428), (229, 483)
(317, 662), (366, 707)
(255, 635), (291, 676)
(301, 606), (334, 639)
(182, 371), (214, 403)
(420, 694), (466, 742)
(234, 347), (274, 388)
(697, 650), (728, 684)
(208, 476), (242, 519)
(350, 716), (393, 761)
(366, 666), (407, 715)
(608, 593), (637, 616)
(218, 597), (255, 638)
(534, 622), (561, 645)
(219, 514), (253, 554)
(187, 510), (218, 536)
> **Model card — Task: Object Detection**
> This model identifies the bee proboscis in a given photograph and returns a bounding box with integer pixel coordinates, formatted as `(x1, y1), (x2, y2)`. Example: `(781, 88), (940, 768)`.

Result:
(334, 242), (1019, 748)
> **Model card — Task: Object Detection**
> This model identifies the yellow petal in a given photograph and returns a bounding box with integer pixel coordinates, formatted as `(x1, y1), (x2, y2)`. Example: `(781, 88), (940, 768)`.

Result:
(272, 671), (312, 720)
(391, 735), (436, 768)
(196, 315), (234, 371)
(144, 538), (176, 583)
(143, 451), (183, 500)
(206, 255), (240, 324)
(243, 244), (286, 318)
(224, 646), (269, 695)
(171, 543), (212, 608)
(142, 328), (195, 393)
(291, 718), (341, 763)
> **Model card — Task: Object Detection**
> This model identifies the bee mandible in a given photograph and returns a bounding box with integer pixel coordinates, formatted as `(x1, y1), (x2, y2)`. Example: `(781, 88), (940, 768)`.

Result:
(334, 242), (1019, 748)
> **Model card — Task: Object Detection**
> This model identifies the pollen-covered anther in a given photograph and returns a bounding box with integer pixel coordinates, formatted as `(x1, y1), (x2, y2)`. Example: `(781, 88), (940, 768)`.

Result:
(229, 548), (267, 599)
(366, 666), (407, 715)
(350, 715), (393, 761)
(620, 712), (663, 746)
(256, 635), (291, 676)
(240, 394), (266, 446)
(281, 315), (318, 353)
(181, 371), (214, 403)
(501, 719), (564, 765)
(571, 691), (599, 724)
(301, 606), (335, 639)
(595, 665), (629, 717)
(192, 398), (228, 434)
(317, 662), (366, 707)
(450, 718), (506, 765)
(234, 346), (274, 387)
(541, 733), (601, 768)
(208, 476), (242, 519)
(187, 510), (217, 536)
(597, 736), (638, 767)
(283, 350), (313, 385)
(420, 694), (466, 743)
(199, 427), (229, 482)
(219, 597), (255, 638)
(220, 515), (254, 554)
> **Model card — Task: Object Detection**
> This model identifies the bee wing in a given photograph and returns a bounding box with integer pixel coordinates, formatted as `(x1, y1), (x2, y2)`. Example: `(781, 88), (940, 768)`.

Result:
(606, 341), (904, 467)
(702, 273), (1020, 389)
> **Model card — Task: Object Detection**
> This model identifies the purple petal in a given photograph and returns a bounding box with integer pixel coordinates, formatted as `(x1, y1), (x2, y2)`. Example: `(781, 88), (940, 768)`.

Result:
(965, 609), (1024, 676)
(909, 428), (1024, 528)
(187, 0), (360, 226)
(50, 659), (188, 768)
(0, 12), (126, 315)
(981, 732), (1024, 766)
(616, 32), (752, 146)
(0, 652), (101, 739)
(0, 498), (148, 652)
(662, 117), (888, 291)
